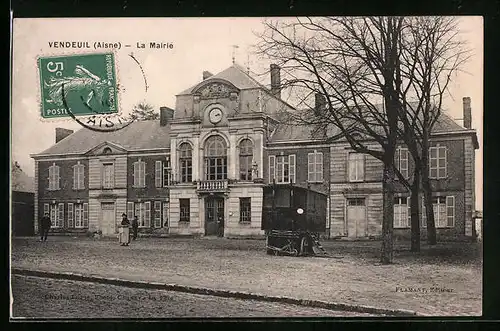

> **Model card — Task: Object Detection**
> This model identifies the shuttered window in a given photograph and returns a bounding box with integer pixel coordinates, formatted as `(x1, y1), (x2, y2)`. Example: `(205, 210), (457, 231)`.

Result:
(348, 153), (365, 182)
(155, 161), (162, 188)
(83, 203), (89, 228)
(393, 197), (410, 228)
(308, 151), (323, 182)
(133, 160), (146, 188)
(56, 203), (64, 228)
(127, 202), (134, 220)
(429, 146), (447, 179)
(73, 162), (85, 190)
(162, 202), (169, 227)
(269, 155), (296, 184)
(48, 164), (60, 190)
(269, 155), (275, 184)
(67, 203), (74, 228)
(154, 201), (162, 228)
(134, 201), (151, 227)
(395, 147), (409, 179)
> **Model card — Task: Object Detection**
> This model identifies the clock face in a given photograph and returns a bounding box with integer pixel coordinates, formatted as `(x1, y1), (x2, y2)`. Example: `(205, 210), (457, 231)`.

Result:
(209, 108), (223, 124)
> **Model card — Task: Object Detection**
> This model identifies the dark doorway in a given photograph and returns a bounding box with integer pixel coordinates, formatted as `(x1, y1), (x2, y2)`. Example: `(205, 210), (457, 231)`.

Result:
(205, 197), (224, 236)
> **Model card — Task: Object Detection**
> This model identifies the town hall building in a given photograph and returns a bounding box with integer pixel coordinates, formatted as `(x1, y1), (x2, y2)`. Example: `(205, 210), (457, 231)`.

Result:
(31, 63), (479, 240)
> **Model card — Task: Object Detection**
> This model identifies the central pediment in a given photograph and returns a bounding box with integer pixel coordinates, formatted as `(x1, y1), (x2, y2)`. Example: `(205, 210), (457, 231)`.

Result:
(192, 79), (239, 99)
(85, 141), (128, 156)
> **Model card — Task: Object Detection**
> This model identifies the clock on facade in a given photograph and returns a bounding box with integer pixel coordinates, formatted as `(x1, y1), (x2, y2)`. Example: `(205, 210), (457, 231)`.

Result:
(209, 108), (223, 124)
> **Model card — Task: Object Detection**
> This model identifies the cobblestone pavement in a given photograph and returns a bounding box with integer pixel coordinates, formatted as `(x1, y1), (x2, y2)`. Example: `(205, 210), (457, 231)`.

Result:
(11, 275), (376, 318)
(11, 237), (482, 316)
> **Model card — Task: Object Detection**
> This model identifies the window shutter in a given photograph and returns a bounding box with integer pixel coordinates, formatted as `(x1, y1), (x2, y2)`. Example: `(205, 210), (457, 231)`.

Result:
(154, 201), (162, 228)
(407, 197), (411, 228)
(68, 203), (74, 228)
(307, 153), (314, 182)
(135, 203), (140, 223)
(144, 201), (151, 227)
(393, 201), (398, 228)
(162, 202), (169, 227)
(140, 161), (146, 187)
(421, 197), (427, 228)
(269, 155), (275, 184)
(318, 152), (323, 182)
(73, 165), (77, 189)
(155, 161), (162, 188)
(48, 166), (52, 190)
(289, 154), (296, 184)
(81, 165), (85, 189)
(127, 202), (134, 220)
(83, 203), (89, 228)
(58, 203), (64, 227)
(133, 162), (138, 187)
(56, 166), (60, 190)
(443, 147), (448, 178)
(446, 196), (455, 227)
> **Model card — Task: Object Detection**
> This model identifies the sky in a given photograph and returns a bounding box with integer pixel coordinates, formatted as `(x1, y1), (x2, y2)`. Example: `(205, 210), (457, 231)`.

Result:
(11, 17), (483, 210)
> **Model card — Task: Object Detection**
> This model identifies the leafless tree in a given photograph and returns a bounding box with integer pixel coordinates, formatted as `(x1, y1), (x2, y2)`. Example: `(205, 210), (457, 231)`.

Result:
(256, 16), (469, 260)
(257, 17), (407, 264)
(394, 17), (471, 247)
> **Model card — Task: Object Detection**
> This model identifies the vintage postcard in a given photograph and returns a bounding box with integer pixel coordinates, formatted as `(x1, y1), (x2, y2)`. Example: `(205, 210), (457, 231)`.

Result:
(10, 17), (483, 319)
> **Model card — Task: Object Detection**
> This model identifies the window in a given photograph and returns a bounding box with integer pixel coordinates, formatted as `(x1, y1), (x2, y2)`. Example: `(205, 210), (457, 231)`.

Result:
(431, 196), (455, 228)
(308, 151), (323, 182)
(43, 203), (58, 227)
(429, 145), (447, 179)
(162, 202), (169, 227)
(269, 154), (296, 184)
(102, 163), (114, 189)
(179, 199), (190, 222)
(395, 147), (409, 179)
(156, 158), (172, 188)
(239, 198), (251, 223)
(68, 203), (87, 228)
(348, 153), (365, 182)
(133, 160), (146, 188)
(48, 163), (60, 190)
(347, 198), (365, 206)
(163, 157), (172, 187)
(239, 139), (253, 181)
(393, 197), (411, 228)
(73, 162), (85, 190)
(205, 136), (227, 180)
(154, 201), (162, 228)
(103, 147), (112, 154)
(134, 201), (151, 227)
(56, 203), (64, 228)
(179, 143), (192, 183)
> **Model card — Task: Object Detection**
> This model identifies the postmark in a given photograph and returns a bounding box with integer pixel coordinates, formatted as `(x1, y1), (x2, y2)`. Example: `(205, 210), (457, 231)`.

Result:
(38, 53), (119, 119)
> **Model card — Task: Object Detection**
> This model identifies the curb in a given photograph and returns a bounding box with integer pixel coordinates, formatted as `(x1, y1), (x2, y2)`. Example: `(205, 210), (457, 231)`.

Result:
(11, 268), (418, 317)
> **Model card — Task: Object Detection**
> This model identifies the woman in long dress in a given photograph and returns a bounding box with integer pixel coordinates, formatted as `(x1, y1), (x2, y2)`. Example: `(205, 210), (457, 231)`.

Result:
(119, 213), (130, 246)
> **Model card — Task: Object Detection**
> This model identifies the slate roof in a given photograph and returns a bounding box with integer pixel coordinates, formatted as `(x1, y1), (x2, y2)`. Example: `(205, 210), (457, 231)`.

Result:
(178, 63), (268, 95)
(36, 121), (170, 156)
(270, 111), (471, 143)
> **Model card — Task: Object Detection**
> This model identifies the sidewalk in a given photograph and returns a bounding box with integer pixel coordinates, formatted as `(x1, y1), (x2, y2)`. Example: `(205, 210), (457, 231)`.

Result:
(11, 237), (482, 316)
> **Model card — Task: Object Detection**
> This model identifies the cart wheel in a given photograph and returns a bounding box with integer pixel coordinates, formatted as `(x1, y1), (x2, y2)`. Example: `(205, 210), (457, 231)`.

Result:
(274, 250), (279, 256)
(300, 236), (311, 256)
(292, 249), (299, 257)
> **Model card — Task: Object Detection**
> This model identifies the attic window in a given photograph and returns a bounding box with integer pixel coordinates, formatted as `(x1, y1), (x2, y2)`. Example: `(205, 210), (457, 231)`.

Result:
(103, 147), (112, 154)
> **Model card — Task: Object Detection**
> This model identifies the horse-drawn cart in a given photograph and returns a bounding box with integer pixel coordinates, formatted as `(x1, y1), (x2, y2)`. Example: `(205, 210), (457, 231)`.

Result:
(262, 183), (328, 257)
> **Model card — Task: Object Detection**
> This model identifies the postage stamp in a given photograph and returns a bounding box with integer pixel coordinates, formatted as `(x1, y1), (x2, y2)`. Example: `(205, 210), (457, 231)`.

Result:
(38, 53), (118, 118)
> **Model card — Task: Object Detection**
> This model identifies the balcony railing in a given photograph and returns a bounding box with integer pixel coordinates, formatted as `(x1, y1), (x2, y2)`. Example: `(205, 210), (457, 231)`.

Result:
(197, 180), (229, 192)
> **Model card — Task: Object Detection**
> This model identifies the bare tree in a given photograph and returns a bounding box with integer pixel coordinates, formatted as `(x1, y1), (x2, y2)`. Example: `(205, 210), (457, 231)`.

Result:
(257, 17), (408, 264)
(395, 17), (471, 247)
(129, 101), (159, 121)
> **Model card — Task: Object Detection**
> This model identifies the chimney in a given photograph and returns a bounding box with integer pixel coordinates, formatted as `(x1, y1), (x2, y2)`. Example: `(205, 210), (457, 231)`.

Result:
(315, 93), (326, 110)
(203, 71), (213, 80)
(55, 128), (74, 143)
(463, 97), (472, 129)
(270, 64), (281, 99)
(160, 106), (175, 126)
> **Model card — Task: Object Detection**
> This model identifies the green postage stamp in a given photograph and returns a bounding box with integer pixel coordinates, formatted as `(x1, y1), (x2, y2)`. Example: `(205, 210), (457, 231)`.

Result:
(38, 53), (118, 118)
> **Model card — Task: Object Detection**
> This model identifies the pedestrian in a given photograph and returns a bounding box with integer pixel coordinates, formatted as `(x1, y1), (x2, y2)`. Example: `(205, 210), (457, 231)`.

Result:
(132, 215), (139, 240)
(39, 213), (51, 242)
(217, 215), (224, 237)
(119, 213), (130, 246)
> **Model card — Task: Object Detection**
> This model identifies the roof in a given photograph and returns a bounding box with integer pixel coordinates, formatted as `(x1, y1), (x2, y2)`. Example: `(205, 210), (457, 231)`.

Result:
(36, 121), (171, 156)
(12, 165), (35, 193)
(270, 111), (473, 143)
(178, 63), (268, 95)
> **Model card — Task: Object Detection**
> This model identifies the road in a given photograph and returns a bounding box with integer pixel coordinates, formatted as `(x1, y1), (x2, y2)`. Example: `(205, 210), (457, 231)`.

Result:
(11, 275), (374, 318)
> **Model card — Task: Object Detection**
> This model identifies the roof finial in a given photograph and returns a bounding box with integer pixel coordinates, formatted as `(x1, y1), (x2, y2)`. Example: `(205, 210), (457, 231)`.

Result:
(231, 45), (239, 64)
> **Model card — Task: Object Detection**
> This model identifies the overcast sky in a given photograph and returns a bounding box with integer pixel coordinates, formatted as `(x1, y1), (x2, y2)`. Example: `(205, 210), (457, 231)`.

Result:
(11, 17), (483, 209)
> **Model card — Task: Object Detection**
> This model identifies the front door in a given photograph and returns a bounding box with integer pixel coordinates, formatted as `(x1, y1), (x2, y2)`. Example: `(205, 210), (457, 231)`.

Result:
(101, 203), (116, 236)
(347, 198), (366, 238)
(205, 197), (224, 236)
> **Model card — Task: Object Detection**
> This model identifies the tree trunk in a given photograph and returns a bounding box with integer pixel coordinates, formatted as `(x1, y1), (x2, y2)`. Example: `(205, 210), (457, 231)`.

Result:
(421, 137), (437, 245)
(381, 161), (396, 264)
(410, 165), (421, 252)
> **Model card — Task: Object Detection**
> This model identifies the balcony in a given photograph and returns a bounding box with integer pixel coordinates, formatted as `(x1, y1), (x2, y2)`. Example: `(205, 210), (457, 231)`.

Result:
(197, 180), (229, 193)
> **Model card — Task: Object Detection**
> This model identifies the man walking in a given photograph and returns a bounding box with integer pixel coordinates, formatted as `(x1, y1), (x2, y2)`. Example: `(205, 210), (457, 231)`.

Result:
(131, 215), (139, 240)
(39, 213), (51, 242)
